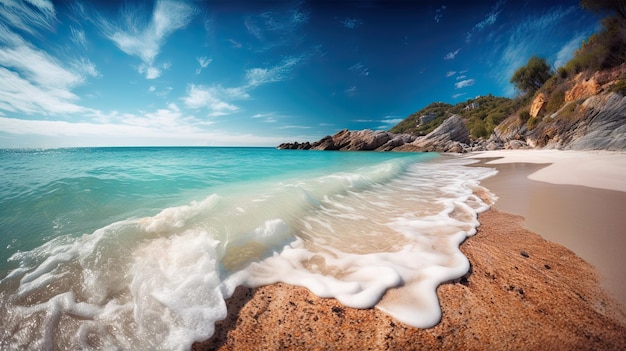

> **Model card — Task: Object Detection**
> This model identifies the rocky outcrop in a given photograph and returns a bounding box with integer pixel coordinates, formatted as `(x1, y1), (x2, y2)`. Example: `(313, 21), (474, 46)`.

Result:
(566, 93), (626, 150)
(278, 116), (472, 153)
(530, 93), (547, 117)
(565, 78), (601, 102)
(398, 115), (471, 152)
(277, 130), (417, 151)
(278, 65), (626, 153)
(526, 92), (626, 150)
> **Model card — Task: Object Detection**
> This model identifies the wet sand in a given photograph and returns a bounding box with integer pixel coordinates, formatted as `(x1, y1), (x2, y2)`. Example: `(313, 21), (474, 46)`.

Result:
(193, 209), (626, 350)
(192, 151), (626, 350)
(478, 161), (626, 309)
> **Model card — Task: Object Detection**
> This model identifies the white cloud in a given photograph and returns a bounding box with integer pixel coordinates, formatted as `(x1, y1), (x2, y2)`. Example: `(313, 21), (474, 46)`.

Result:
(72, 58), (100, 78)
(195, 56), (213, 74)
(446, 71), (457, 77)
(456, 75), (467, 80)
(252, 113), (278, 123)
(380, 117), (403, 125)
(0, 0), (55, 34)
(0, 115), (288, 147)
(444, 48), (460, 60)
(349, 62), (369, 76)
(455, 79), (475, 89)
(100, 0), (195, 79)
(452, 93), (466, 99)
(183, 84), (249, 116)
(69, 26), (86, 47)
(245, 56), (302, 87)
(0, 25), (98, 116)
(278, 125), (310, 129)
(434, 5), (446, 23)
(0, 67), (85, 115)
(345, 86), (357, 96)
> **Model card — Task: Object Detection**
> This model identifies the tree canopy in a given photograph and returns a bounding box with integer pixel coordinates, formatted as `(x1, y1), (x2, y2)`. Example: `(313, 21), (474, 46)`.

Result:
(510, 56), (552, 95)
(580, 0), (626, 20)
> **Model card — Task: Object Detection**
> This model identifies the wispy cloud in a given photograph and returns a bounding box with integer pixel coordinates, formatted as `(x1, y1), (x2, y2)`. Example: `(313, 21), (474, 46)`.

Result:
(245, 56), (302, 87)
(494, 6), (576, 96)
(244, 6), (308, 50)
(69, 26), (86, 47)
(452, 93), (466, 99)
(0, 0), (56, 34)
(349, 62), (369, 76)
(227, 38), (243, 49)
(183, 84), (249, 116)
(554, 32), (588, 68)
(100, 0), (195, 79)
(465, 0), (507, 43)
(455, 79), (475, 89)
(0, 111), (287, 147)
(252, 113), (278, 123)
(195, 56), (213, 74)
(380, 116), (403, 125)
(0, 24), (95, 115)
(434, 5), (446, 23)
(345, 85), (357, 96)
(446, 71), (457, 77)
(444, 48), (460, 60)
(278, 125), (310, 129)
(72, 58), (100, 78)
(342, 17), (361, 29)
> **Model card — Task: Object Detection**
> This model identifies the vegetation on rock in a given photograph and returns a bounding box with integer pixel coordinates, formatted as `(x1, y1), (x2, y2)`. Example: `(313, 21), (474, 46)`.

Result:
(386, 4), (626, 149)
(510, 56), (553, 95)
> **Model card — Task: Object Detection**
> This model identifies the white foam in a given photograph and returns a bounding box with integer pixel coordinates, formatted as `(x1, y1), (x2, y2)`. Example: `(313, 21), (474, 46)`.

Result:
(240, 158), (496, 328)
(0, 156), (497, 349)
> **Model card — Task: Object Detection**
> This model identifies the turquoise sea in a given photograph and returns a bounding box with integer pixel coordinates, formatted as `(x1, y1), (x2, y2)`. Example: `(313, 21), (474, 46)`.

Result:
(0, 147), (495, 350)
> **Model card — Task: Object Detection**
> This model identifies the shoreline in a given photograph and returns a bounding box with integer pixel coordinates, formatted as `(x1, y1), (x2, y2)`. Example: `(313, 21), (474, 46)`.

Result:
(193, 208), (626, 350)
(193, 150), (626, 350)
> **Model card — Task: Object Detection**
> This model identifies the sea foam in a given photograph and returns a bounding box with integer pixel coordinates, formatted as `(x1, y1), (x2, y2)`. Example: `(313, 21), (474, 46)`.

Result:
(0, 154), (495, 350)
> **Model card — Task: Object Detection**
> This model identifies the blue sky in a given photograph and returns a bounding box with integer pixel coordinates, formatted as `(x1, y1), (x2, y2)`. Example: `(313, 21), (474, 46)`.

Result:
(0, 0), (599, 147)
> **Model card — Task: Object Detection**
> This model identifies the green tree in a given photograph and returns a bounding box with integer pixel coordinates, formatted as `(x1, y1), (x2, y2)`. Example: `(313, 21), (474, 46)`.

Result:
(580, 0), (626, 20)
(510, 56), (553, 95)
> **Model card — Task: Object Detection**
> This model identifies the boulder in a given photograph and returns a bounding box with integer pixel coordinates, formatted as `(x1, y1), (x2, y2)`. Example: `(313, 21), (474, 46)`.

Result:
(504, 140), (528, 150)
(409, 115), (471, 151)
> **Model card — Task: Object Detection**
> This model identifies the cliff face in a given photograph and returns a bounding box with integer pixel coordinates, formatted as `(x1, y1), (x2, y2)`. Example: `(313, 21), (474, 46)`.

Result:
(278, 66), (626, 153)
(526, 92), (626, 150)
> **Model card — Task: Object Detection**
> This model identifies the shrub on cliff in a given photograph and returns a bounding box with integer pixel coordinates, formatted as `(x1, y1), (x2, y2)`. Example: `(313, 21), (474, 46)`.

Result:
(510, 56), (553, 95)
(609, 79), (626, 95)
(389, 102), (451, 135)
(561, 15), (626, 76)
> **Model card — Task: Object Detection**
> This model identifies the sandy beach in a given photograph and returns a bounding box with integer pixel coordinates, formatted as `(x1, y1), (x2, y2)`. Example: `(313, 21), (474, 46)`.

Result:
(193, 150), (626, 350)
(469, 150), (626, 309)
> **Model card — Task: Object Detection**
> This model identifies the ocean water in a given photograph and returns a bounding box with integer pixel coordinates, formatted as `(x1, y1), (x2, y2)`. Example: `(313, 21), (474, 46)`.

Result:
(0, 147), (496, 350)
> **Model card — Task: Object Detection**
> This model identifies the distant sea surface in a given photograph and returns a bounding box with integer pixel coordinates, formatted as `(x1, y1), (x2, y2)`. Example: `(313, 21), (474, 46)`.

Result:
(0, 147), (495, 350)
